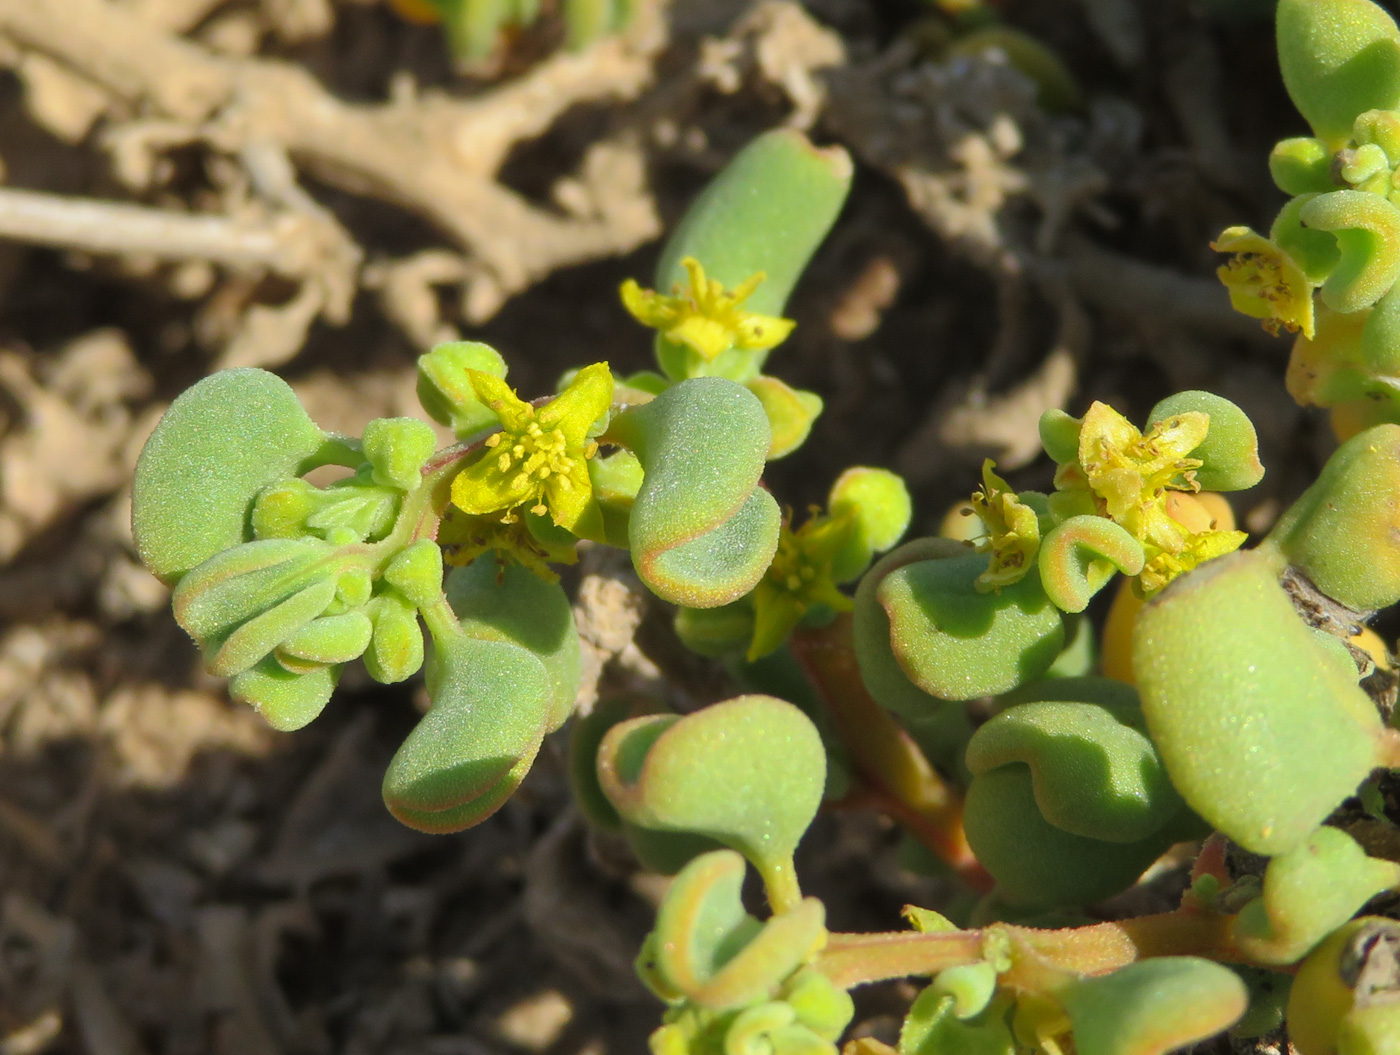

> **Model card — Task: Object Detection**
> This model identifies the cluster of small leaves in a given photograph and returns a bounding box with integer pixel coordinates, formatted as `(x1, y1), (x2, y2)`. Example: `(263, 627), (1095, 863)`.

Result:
(1213, 0), (1400, 441)
(131, 130), (858, 837)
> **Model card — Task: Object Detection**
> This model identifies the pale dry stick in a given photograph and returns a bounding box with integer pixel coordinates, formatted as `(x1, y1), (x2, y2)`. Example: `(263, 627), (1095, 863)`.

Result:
(0, 0), (663, 322)
(0, 185), (340, 276)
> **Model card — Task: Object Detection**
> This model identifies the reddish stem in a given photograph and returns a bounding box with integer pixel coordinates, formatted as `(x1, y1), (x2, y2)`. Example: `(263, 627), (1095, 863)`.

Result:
(816, 907), (1240, 991)
(788, 616), (991, 892)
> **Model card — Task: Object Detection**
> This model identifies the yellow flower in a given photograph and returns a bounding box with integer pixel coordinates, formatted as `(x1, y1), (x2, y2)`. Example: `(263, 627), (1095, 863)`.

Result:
(438, 507), (578, 583)
(620, 257), (796, 362)
(748, 510), (855, 661)
(1212, 227), (1316, 339)
(1076, 402), (1208, 555)
(1056, 402), (1247, 596)
(968, 460), (1041, 593)
(1138, 527), (1247, 597)
(450, 362), (613, 533)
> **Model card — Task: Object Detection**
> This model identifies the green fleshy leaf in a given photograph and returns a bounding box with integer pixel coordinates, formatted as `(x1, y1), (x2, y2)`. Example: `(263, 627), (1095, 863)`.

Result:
(382, 634), (551, 831)
(1267, 423), (1400, 610)
(746, 376), (823, 460)
(610, 378), (780, 607)
(1133, 549), (1385, 855)
(362, 592), (425, 684)
(899, 988), (1016, 1055)
(568, 696), (637, 831)
(1360, 281), (1400, 376)
(1270, 137), (1339, 195)
(1277, 0), (1400, 147)
(383, 539), (445, 609)
(1147, 390), (1265, 492)
(652, 130), (852, 380)
(966, 687), (1186, 844)
(852, 540), (967, 719)
(1271, 194), (1344, 285)
(1299, 189), (1400, 313)
(208, 575), (338, 677)
(277, 610), (374, 665)
(417, 340), (508, 438)
(1060, 958), (1248, 1055)
(1039, 409), (1082, 465)
(828, 467), (913, 584)
(644, 849), (827, 1012)
(1232, 827), (1400, 965)
(876, 550), (1065, 701)
(674, 600), (756, 658)
(132, 369), (326, 584)
(597, 696), (825, 879)
(964, 764), (1182, 909)
(362, 417), (438, 492)
(443, 556), (581, 733)
(1037, 516), (1145, 614)
(230, 654), (340, 732)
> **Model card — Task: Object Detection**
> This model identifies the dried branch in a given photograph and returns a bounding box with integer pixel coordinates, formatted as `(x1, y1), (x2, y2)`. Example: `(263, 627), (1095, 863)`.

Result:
(0, 186), (348, 278)
(0, 0), (663, 323)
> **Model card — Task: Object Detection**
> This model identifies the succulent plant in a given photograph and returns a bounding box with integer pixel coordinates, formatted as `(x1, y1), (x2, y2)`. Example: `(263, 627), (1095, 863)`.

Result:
(131, 25), (1400, 1044)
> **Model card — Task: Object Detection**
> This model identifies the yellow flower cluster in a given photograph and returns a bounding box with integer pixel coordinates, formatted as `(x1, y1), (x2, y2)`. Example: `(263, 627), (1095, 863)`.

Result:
(621, 257), (795, 362)
(1064, 403), (1245, 596)
(969, 460), (1042, 593)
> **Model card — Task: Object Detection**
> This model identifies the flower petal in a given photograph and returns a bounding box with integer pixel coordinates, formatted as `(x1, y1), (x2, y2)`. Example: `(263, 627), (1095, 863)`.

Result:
(544, 457), (594, 532)
(451, 453), (522, 516)
(540, 362), (614, 445)
(468, 371), (534, 433)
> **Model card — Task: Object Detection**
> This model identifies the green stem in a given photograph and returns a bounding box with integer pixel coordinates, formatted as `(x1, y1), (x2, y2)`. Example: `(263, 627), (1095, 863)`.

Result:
(757, 855), (804, 915)
(420, 594), (465, 643)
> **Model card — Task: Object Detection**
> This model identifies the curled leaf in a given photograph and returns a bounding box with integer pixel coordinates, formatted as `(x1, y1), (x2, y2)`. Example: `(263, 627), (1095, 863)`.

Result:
(1037, 516), (1144, 614)
(1233, 827), (1400, 966)
(643, 849), (827, 1012)
(965, 682), (1187, 844)
(1300, 190), (1400, 313)
(609, 378), (780, 607)
(381, 633), (552, 833)
(964, 764), (1182, 909)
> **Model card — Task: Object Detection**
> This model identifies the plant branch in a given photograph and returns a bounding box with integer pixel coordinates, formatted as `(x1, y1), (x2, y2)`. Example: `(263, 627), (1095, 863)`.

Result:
(0, 185), (352, 279)
(788, 616), (991, 892)
(816, 908), (1240, 991)
(0, 0), (663, 321)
